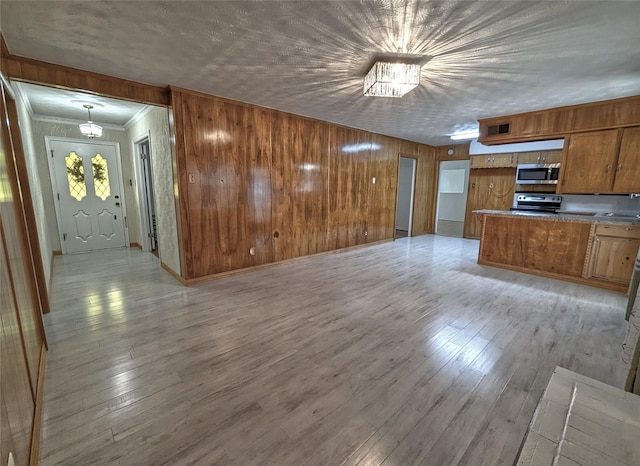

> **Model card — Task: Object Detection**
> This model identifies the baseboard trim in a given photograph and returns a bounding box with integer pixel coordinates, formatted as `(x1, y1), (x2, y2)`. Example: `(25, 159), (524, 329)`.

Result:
(29, 343), (47, 466)
(183, 239), (393, 286)
(161, 261), (186, 285)
(130, 242), (143, 250)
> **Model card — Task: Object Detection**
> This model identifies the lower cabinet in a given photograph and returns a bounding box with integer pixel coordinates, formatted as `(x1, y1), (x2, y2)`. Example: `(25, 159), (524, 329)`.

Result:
(477, 213), (639, 293)
(585, 224), (640, 286)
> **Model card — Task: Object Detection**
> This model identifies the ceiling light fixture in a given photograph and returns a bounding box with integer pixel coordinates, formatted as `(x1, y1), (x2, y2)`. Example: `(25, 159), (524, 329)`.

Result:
(79, 104), (103, 138)
(363, 62), (421, 98)
(450, 130), (480, 141)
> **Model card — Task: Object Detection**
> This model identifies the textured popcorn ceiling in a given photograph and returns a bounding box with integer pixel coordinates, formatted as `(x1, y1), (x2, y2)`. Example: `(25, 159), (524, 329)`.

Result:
(3, 1), (640, 146)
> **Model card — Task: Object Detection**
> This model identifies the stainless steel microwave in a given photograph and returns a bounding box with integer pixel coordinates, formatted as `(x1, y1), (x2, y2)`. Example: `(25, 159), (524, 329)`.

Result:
(515, 163), (560, 185)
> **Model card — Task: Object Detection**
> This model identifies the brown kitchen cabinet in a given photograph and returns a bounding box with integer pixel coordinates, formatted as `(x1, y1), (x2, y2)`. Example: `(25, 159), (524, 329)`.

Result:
(476, 212), (639, 292)
(559, 127), (640, 194)
(515, 150), (563, 165)
(464, 168), (517, 239)
(585, 224), (640, 286)
(470, 153), (514, 169)
(560, 129), (619, 193)
(613, 127), (640, 193)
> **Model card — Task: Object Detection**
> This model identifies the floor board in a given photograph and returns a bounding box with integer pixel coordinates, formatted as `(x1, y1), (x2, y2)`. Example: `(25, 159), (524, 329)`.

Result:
(40, 235), (629, 465)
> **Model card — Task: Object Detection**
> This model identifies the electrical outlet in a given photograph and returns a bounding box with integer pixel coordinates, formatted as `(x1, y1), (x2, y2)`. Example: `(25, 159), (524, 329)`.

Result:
(188, 173), (196, 184)
(249, 247), (255, 256)
(8, 452), (15, 466)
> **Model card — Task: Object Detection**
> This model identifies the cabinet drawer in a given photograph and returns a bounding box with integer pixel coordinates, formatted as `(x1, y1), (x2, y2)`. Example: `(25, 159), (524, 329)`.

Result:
(594, 223), (640, 239)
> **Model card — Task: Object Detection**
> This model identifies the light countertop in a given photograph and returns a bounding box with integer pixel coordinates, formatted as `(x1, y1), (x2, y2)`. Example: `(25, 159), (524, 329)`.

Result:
(473, 209), (640, 225)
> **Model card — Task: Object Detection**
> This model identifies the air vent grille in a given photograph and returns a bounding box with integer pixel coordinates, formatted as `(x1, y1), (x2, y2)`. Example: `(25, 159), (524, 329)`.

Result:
(487, 123), (511, 136)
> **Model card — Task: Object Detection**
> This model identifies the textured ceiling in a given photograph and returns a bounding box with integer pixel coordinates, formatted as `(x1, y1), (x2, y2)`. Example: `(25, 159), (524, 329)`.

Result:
(3, 1), (640, 146)
(15, 82), (148, 126)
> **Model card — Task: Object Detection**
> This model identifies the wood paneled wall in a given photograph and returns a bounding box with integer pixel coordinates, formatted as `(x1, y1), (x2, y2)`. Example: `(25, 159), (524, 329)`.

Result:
(171, 88), (436, 280)
(464, 168), (517, 239)
(0, 77), (47, 466)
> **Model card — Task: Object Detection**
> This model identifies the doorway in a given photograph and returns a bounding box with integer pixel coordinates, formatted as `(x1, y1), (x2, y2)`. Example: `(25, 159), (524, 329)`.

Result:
(395, 156), (417, 238)
(134, 136), (158, 255)
(435, 160), (470, 237)
(46, 137), (128, 253)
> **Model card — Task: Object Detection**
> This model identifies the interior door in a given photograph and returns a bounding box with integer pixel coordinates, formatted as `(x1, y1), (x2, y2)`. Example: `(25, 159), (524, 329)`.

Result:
(48, 139), (126, 253)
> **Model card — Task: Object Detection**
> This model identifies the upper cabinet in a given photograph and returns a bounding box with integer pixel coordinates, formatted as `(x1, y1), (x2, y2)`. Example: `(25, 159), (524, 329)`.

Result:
(613, 126), (640, 193)
(470, 150), (563, 169)
(469, 153), (514, 169)
(559, 128), (640, 194)
(478, 95), (640, 146)
(515, 150), (563, 165)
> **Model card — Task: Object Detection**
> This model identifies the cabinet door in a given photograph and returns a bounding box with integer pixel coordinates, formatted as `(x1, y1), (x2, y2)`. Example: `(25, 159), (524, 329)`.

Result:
(560, 130), (619, 193)
(492, 153), (514, 168)
(589, 236), (640, 284)
(540, 150), (563, 164)
(463, 168), (516, 239)
(470, 156), (492, 169)
(613, 127), (640, 193)
(516, 152), (541, 164)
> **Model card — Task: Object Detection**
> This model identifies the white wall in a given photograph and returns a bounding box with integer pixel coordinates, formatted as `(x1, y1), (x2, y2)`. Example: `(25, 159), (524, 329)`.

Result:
(30, 120), (139, 250)
(13, 87), (54, 290)
(395, 157), (414, 231)
(125, 107), (181, 276)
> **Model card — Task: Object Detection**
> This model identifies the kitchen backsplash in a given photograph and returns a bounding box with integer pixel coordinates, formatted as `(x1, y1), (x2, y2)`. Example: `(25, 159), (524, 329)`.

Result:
(561, 194), (640, 215)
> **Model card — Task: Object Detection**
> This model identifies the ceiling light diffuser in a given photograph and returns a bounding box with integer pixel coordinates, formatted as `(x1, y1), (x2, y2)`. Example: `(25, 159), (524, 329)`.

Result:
(78, 104), (103, 138)
(450, 130), (479, 140)
(363, 62), (421, 98)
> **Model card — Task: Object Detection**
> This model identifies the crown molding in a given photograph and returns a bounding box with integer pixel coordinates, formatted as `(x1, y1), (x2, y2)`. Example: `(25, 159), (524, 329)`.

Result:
(11, 82), (35, 118)
(124, 105), (153, 130)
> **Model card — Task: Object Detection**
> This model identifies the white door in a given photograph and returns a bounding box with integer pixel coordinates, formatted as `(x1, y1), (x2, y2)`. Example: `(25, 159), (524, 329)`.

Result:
(48, 138), (127, 253)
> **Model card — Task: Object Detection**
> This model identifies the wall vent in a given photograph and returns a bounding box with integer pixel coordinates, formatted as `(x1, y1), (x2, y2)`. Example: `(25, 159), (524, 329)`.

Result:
(487, 123), (511, 136)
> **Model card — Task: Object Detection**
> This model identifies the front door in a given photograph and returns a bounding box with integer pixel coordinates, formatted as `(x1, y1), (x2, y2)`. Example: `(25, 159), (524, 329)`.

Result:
(48, 138), (127, 253)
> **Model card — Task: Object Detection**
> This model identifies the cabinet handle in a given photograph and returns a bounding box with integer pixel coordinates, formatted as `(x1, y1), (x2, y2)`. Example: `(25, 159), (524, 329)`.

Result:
(617, 164), (622, 172)
(487, 157), (491, 163)
(605, 164), (611, 173)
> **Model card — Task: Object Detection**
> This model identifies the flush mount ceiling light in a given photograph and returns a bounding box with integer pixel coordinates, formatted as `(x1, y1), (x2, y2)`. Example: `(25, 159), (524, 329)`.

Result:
(78, 104), (103, 138)
(450, 130), (480, 140)
(363, 62), (421, 98)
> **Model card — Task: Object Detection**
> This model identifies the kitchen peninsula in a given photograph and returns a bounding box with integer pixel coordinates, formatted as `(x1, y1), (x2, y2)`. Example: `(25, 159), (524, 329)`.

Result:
(475, 210), (640, 293)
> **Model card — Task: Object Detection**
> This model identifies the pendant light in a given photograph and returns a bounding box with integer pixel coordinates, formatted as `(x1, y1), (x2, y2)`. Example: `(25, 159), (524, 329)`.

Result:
(79, 104), (103, 138)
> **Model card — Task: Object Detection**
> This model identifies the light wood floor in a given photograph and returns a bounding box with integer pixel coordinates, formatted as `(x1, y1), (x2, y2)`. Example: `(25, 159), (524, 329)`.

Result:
(40, 235), (629, 465)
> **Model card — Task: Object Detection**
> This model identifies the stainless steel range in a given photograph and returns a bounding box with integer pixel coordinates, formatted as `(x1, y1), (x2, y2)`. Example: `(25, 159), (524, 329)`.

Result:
(511, 193), (562, 213)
